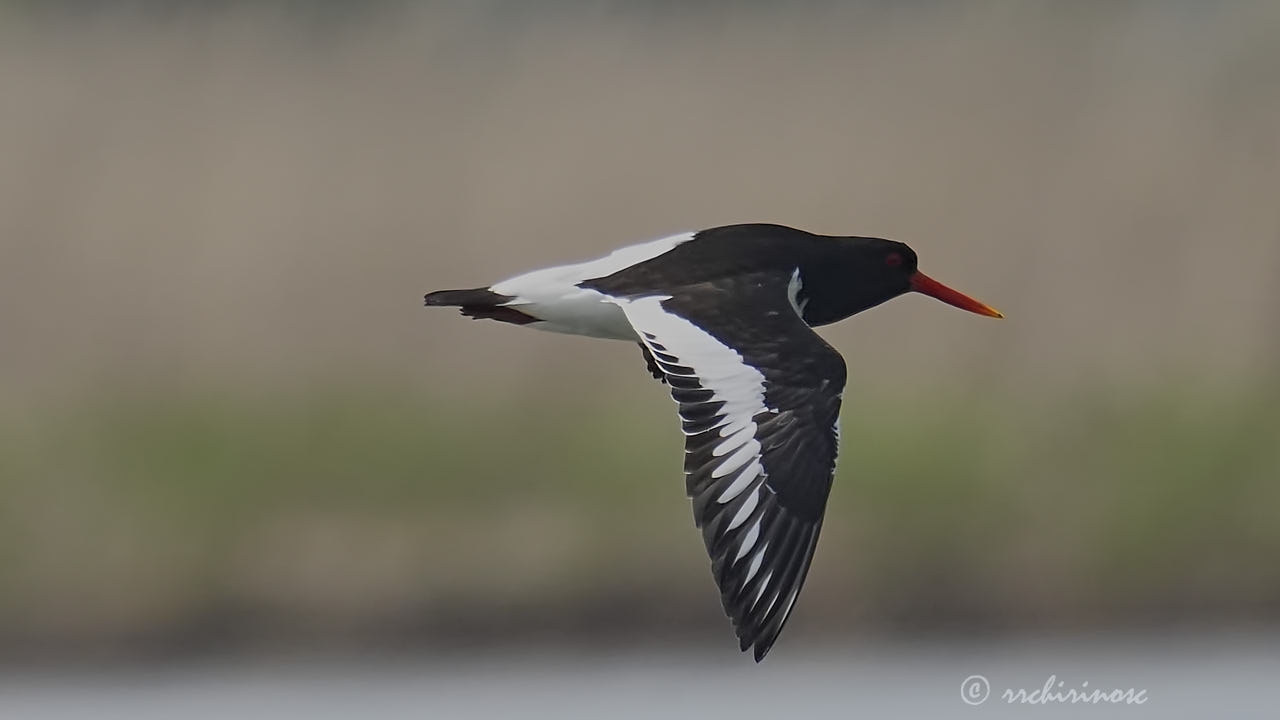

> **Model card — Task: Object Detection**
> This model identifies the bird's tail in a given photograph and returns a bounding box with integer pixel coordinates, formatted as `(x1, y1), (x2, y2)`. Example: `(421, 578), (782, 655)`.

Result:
(423, 287), (538, 325)
(423, 288), (505, 307)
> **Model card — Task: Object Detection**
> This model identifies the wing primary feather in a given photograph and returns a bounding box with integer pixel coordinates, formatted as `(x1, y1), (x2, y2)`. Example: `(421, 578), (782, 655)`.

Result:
(609, 288), (844, 662)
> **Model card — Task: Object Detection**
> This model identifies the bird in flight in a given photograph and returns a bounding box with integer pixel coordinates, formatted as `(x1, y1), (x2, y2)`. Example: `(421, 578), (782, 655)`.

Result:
(423, 223), (1002, 661)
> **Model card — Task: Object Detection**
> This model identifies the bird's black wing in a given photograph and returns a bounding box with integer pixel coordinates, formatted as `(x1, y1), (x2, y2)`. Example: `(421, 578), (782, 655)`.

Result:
(611, 276), (846, 661)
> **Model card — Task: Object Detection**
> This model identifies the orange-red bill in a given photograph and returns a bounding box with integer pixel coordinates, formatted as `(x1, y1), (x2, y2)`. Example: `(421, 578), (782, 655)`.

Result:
(909, 272), (1004, 318)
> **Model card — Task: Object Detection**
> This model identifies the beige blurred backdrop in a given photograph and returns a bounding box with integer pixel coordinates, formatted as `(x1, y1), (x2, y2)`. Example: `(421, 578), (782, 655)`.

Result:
(1, 2), (1278, 662)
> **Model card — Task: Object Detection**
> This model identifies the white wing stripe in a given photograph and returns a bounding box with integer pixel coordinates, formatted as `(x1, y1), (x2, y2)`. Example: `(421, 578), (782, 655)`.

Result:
(714, 442), (758, 479)
(712, 424), (756, 456)
(743, 544), (768, 585)
(726, 488), (759, 530)
(718, 415), (753, 437)
(716, 461), (762, 504)
(775, 587), (801, 628)
(734, 516), (763, 561)
(752, 571), (775, 610)
(682, 413), (749, 438)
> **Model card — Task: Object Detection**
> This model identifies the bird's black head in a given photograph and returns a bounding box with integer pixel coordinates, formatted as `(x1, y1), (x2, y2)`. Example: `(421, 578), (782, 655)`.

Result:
(798, 236), (1002, 326)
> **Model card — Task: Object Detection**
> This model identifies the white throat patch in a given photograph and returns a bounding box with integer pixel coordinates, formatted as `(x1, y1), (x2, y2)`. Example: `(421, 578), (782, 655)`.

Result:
(786, 267), (808, 317)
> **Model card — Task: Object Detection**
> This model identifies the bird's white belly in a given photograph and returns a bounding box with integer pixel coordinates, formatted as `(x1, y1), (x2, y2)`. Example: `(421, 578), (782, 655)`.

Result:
(491, 264), (638, 340)
(514, 286), (637, 341)
(489, 231), (696, 341)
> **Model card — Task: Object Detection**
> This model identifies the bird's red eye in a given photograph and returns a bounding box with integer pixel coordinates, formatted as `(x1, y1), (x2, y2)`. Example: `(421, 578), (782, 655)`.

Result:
(885, 253), (903, 267)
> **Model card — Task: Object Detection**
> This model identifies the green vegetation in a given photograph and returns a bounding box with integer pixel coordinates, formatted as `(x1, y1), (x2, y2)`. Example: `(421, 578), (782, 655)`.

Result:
(4, 383), (1275, 649)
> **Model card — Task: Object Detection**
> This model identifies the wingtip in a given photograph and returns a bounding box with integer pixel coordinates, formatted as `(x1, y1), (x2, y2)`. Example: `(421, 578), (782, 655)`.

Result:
(738, 628), (776, 663)
(751, 632), (779, 662)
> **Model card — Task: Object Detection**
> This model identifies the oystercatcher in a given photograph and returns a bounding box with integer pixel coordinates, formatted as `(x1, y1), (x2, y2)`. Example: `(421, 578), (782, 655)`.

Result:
(423, 223), (1002, 661)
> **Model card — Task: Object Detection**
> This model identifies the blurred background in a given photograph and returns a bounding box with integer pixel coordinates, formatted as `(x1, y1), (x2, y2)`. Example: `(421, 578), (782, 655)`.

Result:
(2, 1), (1278, 717)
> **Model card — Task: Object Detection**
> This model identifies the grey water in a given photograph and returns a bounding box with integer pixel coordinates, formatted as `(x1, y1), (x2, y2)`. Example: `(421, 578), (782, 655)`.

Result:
(4, 631), (1277, 719)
